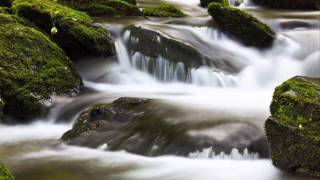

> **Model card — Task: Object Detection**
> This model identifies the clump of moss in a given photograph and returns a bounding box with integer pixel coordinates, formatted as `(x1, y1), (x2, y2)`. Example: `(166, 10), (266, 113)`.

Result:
(59, 0), (141, 17)
(12, 0), (115, 59)
(208, 3), (275, 48)
(0, 163), (15, 180)
(0, 13), (81, 121)
(200, 0), (229, 7)
(251, 0), (320, 10)
(266, 76), (320, 177)
(143, 2), (186, 17)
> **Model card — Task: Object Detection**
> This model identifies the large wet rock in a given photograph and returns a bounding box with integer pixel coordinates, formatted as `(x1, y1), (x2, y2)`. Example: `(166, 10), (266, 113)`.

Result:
(124, 25), (245, 77)
(208, 3), (275, 48)
(0, 13), (81, 122)
(251, 0), (320, 10)
(62, 97), (269, 157)
(12, 0), (115, 59)
(266, 76), (320, 177)
(0, 163), (14, 180)
(0, 97), (3, 121)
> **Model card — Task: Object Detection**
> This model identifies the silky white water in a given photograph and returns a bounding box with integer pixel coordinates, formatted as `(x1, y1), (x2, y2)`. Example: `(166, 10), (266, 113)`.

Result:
(1, 1), (319, 179)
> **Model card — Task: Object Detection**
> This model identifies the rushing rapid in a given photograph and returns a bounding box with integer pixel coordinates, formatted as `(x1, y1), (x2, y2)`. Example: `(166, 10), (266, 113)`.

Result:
(1, 0), (319, 179)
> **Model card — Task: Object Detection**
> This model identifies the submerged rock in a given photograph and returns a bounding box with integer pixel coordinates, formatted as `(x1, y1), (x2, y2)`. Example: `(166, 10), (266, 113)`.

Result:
(0, 13), (81, 122)
(0, 163), (14, 180)
(200, 0), (229, 8)
(251, 0), (320, 10)
(62, 97), (268, 157)
(266, 76), (320, 177)
(12, 0), (115, 59)
(59, 0), (142, 17)
(208, 3), (275, 48)
(143, 2), (186, 17)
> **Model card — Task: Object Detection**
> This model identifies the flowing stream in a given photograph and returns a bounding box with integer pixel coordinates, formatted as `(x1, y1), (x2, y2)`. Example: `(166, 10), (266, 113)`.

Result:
(1, 0), (320, 179)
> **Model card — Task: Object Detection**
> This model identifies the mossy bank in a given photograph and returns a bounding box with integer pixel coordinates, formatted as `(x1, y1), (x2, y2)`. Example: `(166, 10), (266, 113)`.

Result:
(266, 76), (320, 177)
(0, 12), (81, 122)
(208, 3), (275, 48)
(11, 0), (115, 59)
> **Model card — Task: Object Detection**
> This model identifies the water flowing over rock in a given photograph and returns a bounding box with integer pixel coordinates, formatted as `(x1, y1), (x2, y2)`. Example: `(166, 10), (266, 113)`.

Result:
(62, 97), (268, 157)
(266, 76), (320, 177)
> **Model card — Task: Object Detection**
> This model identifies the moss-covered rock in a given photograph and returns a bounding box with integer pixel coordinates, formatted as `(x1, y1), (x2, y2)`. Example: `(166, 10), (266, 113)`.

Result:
(0, 13), (81, 122)
(208, 3), (275, 48)
(0, 163), (14, 180)
(143, 2), (186, 17)
(12, 0), (114, 59)
(251, 0), (320, 10)
(266, 76), (320, 177)
(200, 0), (229, 8)
(59, 0), (141, 17)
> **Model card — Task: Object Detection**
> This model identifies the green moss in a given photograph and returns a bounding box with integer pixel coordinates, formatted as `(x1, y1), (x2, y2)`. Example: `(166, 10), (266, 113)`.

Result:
(251, 0), (320, 10)
(59, 0), (141, 17)
(0, 164), (14, 180)
(200, 0), (229, 7)
(12, 0), (114, 59)
(266, 76), (320, 177)
(0, 13), (81, 121)
(270, 76), (320, 138)
(208, 3), (275, 48)
(143, 2), (186, 17)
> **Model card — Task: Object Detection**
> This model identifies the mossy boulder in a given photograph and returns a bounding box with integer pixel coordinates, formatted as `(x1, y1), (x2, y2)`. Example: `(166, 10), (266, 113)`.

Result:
(200, 0), (229, 8)
(59, 0), (141, 17)
(0, 13), (81, 122)
(12, 0), (115, 59)
(143, 2), (186, 17)
(266, 76), (320, 177)
(208, 3), (275, 48)
(0, 164), (14, 180)
(251, 0), (320, 10)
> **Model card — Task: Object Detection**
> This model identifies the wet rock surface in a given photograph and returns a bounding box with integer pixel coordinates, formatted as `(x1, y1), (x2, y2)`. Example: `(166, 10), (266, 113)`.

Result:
(63, 97), (268, 157)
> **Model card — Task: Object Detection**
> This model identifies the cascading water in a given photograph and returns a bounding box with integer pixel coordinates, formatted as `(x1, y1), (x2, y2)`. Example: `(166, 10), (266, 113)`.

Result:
(1, 0), (319, 180)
